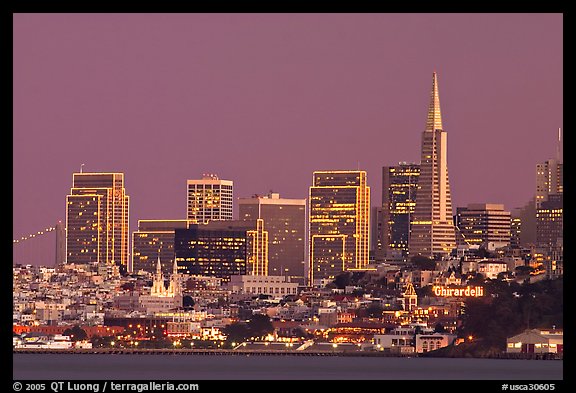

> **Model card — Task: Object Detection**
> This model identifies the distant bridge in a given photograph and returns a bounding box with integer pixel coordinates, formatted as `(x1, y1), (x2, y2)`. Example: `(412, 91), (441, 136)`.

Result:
(13, 225), (58, 266)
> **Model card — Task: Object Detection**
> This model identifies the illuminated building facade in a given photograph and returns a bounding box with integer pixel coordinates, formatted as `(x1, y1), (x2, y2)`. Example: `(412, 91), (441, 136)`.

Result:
(510, 209), (522, 248)
(381, 163), (420, 257)
(131, 219), (193, 275)
(371, 206), (384, 262)
(409, 72), (456, 258)
(247, 219), (268, 275)
(455, 204), (511, 248)
(65, 172), (129, 270)
(536, 128), (563, 208)
(186, 174), (233, 223)
(536, 194), (563, 258)
(238, 193), (306, 278)
(174, 220), (266, 282)
(309, 170), (370, 283)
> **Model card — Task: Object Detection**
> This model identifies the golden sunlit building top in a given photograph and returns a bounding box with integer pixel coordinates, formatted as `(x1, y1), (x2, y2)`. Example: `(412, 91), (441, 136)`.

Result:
(309, 170), (370, 284)
(65, 172), (130, 271)
(187, 175), (233, 223)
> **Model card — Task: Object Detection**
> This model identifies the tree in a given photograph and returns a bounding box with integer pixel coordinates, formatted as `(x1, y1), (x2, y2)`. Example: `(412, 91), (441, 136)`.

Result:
(222, 322), (250, 343)
(515, 265), (535, 276)
(63, 325), (88, 341)
(121, 282), (135, 291)
(434, 323), (446, 333)
(333, 272), (352, 289)
(183, 295), (195, 309)
(411, 255), (436, 271)
(365, 303), (384, 318)
(248, 314), (274, 338)
(466, 272), (485, 285)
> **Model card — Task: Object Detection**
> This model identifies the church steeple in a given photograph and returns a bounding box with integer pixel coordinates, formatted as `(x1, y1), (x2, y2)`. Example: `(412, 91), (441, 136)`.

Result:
(151, 255), (165, 296)
(156, 255), (162, 276)
(168, 259), (181, 296)
(425, 71), (443, 132)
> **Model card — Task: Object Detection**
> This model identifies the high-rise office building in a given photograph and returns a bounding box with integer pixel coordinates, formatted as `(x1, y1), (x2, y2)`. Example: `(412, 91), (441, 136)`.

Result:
(536, 128), (563, 208)
(371, 206), (385, 262)
(536, 194), (563, 257)
(309, 170), (370, 283)
(174, 220), (267, 282)
(536, 160), (563, 208)
(65, 172), (130, 270)
(238, 193), (306, 278)
(409, 72), (456, 258)
(131, 219), (193, 275)
(510, 209), (522, 249)
(187, 174), (233, 223)
(381, 163), (420, 257)
(455, 204), (511, 248)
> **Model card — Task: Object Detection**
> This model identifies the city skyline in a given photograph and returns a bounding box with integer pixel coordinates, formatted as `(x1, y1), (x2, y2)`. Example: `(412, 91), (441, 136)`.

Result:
(13, 13), (562, 266)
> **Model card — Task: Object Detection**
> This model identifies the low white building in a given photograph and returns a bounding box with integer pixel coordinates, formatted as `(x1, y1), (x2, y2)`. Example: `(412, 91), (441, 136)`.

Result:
(373, 324), (435, 354)
(415, 333), (456, 353)
(228, 275), (298, 297)
(477, 260), (508, 279)
(506, 329), (563, 354)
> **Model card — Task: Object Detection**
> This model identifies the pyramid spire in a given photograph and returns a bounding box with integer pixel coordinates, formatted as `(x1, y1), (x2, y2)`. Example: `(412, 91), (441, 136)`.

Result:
(425, 72), (443, 132)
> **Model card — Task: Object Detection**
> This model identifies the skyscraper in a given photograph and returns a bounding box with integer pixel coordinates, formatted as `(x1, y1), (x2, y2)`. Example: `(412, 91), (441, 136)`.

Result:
(174, 220), (267, 282)
(309, 170), (370, 283)
(238, 193), (306, 278)
(455, 203), (511, 249)
(187, 174), (233, 223)
(536, 194), (563, 258)
(535, 128), (563, 208)
(409, 72), (456, 258)
(381, 163), (420, 258)
(65, 172), (130, 270)
(536, 160), (563, 208)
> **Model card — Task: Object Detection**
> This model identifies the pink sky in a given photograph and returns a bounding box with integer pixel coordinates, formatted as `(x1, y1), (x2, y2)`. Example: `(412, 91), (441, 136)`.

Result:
(13, 13), (562, 265)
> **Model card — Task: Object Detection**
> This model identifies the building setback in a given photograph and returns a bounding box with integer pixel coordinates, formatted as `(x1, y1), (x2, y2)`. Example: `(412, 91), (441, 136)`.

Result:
(65, 172), (129, 270)
(309, 170), (370, 283)
(409, 72), (456, 259)
(187, 174), (233, 223)
(238, 193), (306, 278)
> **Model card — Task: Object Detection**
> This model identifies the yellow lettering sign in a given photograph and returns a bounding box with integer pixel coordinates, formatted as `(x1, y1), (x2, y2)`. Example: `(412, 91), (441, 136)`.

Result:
(432, 286), (484, 297)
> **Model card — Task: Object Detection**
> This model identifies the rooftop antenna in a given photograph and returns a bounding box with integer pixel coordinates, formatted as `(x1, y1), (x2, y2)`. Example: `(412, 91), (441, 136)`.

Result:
(80, 163), (85, 173)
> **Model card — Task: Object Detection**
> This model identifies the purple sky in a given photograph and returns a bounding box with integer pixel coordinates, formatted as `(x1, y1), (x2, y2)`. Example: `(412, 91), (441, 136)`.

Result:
(13, 13), (563, 266)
